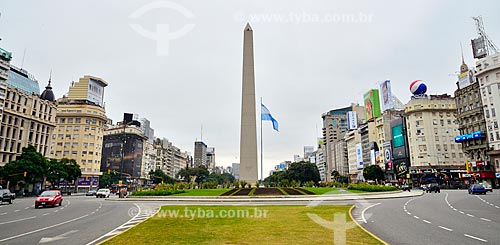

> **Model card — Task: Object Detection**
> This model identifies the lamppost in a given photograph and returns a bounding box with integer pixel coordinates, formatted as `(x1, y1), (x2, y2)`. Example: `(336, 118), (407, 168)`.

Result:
(119, 121), (128, 184)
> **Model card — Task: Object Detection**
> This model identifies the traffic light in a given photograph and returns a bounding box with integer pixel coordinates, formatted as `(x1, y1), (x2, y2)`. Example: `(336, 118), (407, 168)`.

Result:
(465, 161), (471, 173)
(107, 169), (111, 175)
(23, 171), (27, 177)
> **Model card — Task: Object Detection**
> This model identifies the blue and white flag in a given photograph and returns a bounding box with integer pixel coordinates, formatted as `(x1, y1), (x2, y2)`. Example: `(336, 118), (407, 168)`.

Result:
(261, 103), (279, 132)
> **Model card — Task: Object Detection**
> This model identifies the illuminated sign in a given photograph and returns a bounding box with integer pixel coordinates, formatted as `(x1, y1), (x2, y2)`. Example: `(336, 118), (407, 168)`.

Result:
(455, 131), (482, 142)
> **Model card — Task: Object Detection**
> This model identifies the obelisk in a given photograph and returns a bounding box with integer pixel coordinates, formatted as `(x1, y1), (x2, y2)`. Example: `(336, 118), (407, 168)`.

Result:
(239, 23), (258, 184)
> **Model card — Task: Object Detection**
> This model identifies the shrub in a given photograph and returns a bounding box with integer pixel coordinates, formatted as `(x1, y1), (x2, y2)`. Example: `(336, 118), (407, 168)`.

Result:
(131, 189), (186, 196)
(347, 183), (397, 192)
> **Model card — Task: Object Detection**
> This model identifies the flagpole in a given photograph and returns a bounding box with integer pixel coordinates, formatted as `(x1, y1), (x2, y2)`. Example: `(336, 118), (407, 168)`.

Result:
(260, 97), (263, 184)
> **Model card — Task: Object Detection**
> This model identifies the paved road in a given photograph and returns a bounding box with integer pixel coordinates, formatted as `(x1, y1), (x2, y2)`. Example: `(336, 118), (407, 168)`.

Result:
(354, 189), (500, 244)
(0, 195), (159, 245)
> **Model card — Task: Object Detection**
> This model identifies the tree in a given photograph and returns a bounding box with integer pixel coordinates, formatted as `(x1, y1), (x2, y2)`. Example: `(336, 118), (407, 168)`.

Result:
(149, 169), (175, 184)
(264, 161), (320, 187)
(176, 166), (209, 183)
(363, 165), (385, 182)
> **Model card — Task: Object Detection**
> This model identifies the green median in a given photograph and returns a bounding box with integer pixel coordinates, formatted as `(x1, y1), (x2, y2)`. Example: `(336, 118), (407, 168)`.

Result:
(102, 205), (383, 245)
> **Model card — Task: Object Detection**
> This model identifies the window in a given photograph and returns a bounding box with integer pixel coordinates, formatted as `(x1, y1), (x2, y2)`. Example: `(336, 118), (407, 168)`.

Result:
(492, 108), (496, 117)
(68, 118), (73, 123)
(76, 118), (81, 123)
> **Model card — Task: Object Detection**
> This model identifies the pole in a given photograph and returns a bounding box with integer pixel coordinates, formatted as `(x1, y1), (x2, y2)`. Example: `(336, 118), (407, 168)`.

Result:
(260, 97), (263, 183)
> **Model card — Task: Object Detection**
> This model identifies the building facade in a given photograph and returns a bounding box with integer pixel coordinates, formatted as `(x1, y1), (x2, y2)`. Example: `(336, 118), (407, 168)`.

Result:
(1, 77), (57, 165)
(51, 76), (108, 188)
(0, 47), (13, 123)
(193, 141), (207, 167)
(405, 94), (466, 185)
(475, 54), (500, 179)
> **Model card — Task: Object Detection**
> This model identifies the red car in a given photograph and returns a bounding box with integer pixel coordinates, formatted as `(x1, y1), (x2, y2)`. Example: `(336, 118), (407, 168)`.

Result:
(35, 190), (63, 208)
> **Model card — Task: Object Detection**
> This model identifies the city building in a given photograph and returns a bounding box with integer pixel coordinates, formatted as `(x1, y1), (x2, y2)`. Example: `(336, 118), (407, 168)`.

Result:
(231, 163), (240, 180)
(152, 138), (191, 178)
(101, 122), (147, 182)
(345, 129), (361, 181)
(475, 54), (500, 179)
(374, 109), (405, 179)
(206, 147), (215, 171)
(315, 140), (327, 182)
(193, 141), (207, 167)
(293, 154), (303, 163)
(7, 65), (40, 95)
(321, 104), (364, 181)
(0, 72), (57, 165)
(454, 57), (491, 182)
(139, 118), (154, 144)
(405, 94), (466, 185)
(304, 146), (315, 163)
(52, 75), (108, 190)
(0, 47), (13, 123)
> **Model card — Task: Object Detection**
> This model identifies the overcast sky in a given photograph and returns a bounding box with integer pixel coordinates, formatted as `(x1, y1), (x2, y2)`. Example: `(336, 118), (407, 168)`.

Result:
(1, 1), (499, 178)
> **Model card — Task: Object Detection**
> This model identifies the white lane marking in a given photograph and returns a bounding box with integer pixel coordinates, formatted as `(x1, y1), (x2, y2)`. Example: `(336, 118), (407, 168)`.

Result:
(459, 211), (465, 214)
(453, 208), (457, 211)
(480, 218), (491, 222)
(361, 203), (381, 224)
(413, 216), (420, 219)
(24, 207), (29, 210)
(407, 212), (411, 215)
(466, 214), (475, 217)
(0, 214), (89, 242)
(464, 234), (488, 243)
(0, 216), (36, 225)
(438, 226), (453, 231)
(53, 210), (58, 213)
(14, 210), (20, 212)
(496, 206), (499, 209)
(0, 213), (7, 215)
(490, 203), (494, 206)
(423, 220), (431, 224)
(42, 213), (50, 216)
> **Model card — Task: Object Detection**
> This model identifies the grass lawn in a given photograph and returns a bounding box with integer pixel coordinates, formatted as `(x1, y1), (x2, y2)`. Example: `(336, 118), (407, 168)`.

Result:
(103, 205), (382, 245)
(302, 187), (367, 195)
(169, 188), (231, 196)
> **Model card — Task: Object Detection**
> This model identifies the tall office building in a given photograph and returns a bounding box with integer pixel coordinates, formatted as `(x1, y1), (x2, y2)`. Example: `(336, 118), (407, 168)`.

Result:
(139, 118), (154, 144)
(322, 104), (364, 181)
(193, 141), (207, 167)
(51, 75), (108, 189)
(7, 65), (40, 95)
(206, 147), (215, 171)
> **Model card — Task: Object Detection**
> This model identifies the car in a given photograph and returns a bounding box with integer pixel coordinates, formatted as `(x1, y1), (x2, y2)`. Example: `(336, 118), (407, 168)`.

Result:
(86, 190), (97, 196)
(400, 185), (411, 192)
(96, 188), (111, 198)
(35, 190), (63, 208)
(469, 184), (487, 195)
(426, 183), (440, 193)
(481, 183), (493, 192)
(0, 189), (13, 204)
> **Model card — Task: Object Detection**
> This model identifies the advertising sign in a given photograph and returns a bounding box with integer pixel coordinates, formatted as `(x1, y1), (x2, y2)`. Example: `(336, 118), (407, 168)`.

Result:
(346, 111), (358, 130)
(363, 89), (381, 121)
(392, 125), (404, 148)
(457, 69), (474, 89)
(356, 143), (363, 170)
(384, 145), (393, 173)
(77, 177), (99, 186)
(394, 159), (409, 177)
(379, 80), (393, 112)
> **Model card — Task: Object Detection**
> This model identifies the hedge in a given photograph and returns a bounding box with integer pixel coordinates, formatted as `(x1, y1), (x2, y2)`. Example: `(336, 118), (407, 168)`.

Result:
(131, 189), (186, 196)
(347, 183), (398, 192)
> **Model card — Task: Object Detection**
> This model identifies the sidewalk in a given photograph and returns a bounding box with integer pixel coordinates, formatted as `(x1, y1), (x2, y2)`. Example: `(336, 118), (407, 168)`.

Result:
(107, 190), (424, 202)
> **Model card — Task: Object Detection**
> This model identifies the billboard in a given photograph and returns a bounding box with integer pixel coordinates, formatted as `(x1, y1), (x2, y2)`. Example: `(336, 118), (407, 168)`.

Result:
(379, 80), (393, 112)
(356, 143), (363, 170)
(392, 125), (404, 148)
(364, 89), (381, 121)
(87, 78), (106, 107)
(457, 69), (474, 89)
(394, 159), (410, 177)
(471, 37), (487, 59)
(383, 142), (394, 173)
(346, 111), (358, 130)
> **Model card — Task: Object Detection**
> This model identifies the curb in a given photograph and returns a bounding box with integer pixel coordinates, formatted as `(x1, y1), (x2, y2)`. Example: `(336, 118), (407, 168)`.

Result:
(349, 205), (389, 245)
(105, 191), (424, 202)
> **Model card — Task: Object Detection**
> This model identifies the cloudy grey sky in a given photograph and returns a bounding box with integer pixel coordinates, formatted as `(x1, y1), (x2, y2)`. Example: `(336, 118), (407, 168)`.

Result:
(1, 1), (499, 178)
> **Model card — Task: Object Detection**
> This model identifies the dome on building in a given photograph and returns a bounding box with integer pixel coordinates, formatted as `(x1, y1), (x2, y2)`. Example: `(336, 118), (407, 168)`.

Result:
(40, 77), (56, 102)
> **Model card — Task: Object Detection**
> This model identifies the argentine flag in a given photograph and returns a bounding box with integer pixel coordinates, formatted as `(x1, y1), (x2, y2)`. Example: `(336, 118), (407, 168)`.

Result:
(261, 103), (279, 132)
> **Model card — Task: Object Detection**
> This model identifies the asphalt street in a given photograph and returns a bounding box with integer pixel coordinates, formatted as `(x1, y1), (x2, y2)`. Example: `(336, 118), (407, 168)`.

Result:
(0, 194), (158, 245)
(356, 189), (500, 245)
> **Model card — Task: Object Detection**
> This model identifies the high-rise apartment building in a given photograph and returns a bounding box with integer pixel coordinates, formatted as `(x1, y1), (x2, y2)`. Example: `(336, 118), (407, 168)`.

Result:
(52, 75), (108, 188)
(206, 147), (215, 171)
